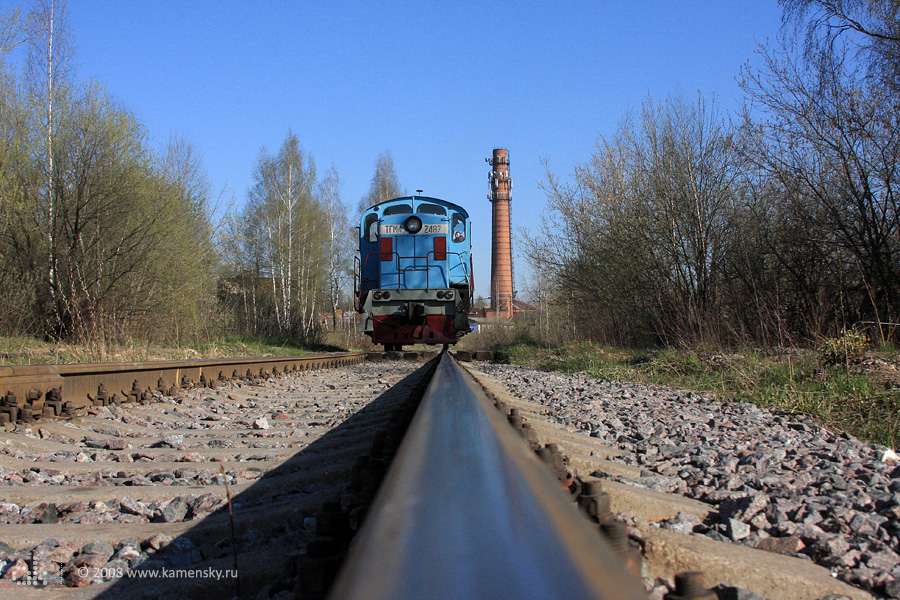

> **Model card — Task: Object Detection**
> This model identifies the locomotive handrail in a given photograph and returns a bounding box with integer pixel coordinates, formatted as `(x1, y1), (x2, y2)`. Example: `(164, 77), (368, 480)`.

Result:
(353, 255), (361, 311)
(328, 352), (647, 600)
(358, 249), (471, 292)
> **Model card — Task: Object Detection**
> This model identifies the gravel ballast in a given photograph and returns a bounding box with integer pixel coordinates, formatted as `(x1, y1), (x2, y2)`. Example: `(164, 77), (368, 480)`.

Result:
(477, 362), (900, 599)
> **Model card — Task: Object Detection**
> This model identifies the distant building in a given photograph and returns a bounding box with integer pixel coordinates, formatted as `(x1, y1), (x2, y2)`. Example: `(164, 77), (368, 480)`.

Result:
(468, 299), (536, 331)
(321, 308), (355, 330)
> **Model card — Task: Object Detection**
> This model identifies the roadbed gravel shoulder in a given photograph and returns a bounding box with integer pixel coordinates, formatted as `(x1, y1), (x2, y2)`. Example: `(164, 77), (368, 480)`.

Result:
(464, 362), (884, 600)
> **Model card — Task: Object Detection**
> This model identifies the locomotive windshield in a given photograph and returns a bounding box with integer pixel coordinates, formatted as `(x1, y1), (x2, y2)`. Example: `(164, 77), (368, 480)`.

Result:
(383, 204), (412, 215)
(417, 204), (446, 215)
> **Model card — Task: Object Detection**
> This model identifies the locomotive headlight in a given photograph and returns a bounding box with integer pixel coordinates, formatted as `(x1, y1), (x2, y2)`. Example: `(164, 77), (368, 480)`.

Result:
(374, 291), (383, 300)
(436, 291), (445, 299)
(382, 291), (390, 299)
(445, 290), (454, 300)
(404, 216), (423, 234)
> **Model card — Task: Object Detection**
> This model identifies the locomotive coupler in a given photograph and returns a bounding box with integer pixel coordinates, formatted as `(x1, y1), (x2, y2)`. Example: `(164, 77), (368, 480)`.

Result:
(406, 302), (426, 320)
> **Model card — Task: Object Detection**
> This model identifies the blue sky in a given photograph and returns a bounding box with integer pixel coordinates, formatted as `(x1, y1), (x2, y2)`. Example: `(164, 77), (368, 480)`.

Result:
(18, 1), (784, 300)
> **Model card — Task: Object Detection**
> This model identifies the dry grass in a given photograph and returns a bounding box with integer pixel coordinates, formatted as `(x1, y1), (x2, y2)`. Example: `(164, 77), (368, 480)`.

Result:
(0, 335), (311, 366)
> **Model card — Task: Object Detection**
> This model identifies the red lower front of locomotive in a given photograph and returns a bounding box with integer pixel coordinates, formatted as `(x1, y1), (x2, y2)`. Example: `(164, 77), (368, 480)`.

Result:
(371, 314), (460, 345)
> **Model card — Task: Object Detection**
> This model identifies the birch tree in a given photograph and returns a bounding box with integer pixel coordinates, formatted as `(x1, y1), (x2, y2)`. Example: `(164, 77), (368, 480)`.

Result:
(25, 0), (72, 335)
(243, 132), (326, 340)
(357, 150), (402, 214)
(320, 165), (352, 331)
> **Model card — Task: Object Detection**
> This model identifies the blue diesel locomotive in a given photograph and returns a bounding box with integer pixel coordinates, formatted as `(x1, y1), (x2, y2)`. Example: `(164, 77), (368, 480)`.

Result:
(355, 196), (472, 350)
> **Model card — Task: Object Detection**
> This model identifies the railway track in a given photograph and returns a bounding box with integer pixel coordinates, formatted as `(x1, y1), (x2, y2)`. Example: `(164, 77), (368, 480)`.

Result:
(0, 354), (365, 421)
(0, 351), (883, 599)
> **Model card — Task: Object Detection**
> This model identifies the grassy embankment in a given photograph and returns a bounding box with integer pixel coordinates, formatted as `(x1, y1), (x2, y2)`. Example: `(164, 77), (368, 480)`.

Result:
(477, 337), (899, 449)
(0, 334), (341, 366)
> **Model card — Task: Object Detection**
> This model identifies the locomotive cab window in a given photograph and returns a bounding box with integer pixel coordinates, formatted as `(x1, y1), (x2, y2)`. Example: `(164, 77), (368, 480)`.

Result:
(383, 204), (412, 215)
(364, 214), (379, 242)
(452, 213), (466, 242)
(417, 204), (446, 215)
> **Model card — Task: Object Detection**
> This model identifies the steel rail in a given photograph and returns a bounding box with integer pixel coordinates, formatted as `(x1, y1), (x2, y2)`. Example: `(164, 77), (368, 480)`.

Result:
(0, 352), (366, 411)
(329, 351), (648, 600)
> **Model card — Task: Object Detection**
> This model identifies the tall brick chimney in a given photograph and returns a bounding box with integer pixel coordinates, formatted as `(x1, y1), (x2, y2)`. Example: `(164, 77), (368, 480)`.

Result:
(488, 148), (514, 319)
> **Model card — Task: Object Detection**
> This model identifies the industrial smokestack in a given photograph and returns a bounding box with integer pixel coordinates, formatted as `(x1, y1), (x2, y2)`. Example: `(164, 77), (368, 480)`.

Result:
(488, 148), (514, 319)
